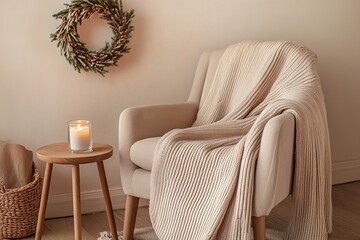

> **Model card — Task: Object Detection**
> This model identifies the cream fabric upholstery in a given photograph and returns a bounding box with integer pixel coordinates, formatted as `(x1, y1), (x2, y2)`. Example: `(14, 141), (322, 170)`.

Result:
(119, 47), (295, 217)
(119, 102), (198, 195)
(130, 137), (160, 171)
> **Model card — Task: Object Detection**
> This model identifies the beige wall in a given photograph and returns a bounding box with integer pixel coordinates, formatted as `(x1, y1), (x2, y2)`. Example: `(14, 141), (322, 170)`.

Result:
(1, 0), (359, 216)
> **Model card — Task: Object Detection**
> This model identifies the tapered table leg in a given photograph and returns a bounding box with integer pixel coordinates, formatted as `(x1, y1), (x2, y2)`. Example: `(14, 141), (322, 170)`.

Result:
(97, 161), (118, 240)
(72, 164), (82, 240)
(35, 163), (53, 240)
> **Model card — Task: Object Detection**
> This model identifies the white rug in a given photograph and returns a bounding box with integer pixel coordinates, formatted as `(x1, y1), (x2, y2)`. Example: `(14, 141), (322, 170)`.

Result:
(98, 227), (283, 240)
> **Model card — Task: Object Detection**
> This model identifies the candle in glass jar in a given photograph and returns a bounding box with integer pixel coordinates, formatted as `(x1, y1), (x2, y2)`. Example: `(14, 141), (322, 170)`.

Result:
(68, 120), (92, 152)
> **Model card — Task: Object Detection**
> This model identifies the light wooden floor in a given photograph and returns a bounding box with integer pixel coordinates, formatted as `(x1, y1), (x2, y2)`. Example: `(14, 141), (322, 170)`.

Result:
(21, 181), (360, 240)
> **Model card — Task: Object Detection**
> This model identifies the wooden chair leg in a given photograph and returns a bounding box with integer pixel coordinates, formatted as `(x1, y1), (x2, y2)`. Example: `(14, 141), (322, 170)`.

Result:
(123, 195), (139, 240)
(252, 216), (266, 240)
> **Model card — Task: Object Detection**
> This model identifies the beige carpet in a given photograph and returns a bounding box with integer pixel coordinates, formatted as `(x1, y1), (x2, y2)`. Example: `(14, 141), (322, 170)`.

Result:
(99, 227), (283, 240)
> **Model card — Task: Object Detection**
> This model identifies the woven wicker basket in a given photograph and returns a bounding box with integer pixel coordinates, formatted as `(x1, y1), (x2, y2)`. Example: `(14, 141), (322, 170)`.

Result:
(0, 168), (42, 239)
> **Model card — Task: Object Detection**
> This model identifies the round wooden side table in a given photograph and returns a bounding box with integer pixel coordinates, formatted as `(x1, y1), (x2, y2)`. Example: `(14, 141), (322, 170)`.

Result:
(35, 143), (118, 240)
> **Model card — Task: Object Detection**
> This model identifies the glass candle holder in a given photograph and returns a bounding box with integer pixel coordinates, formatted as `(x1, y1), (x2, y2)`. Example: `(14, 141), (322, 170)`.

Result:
(67, 120), (93, 153)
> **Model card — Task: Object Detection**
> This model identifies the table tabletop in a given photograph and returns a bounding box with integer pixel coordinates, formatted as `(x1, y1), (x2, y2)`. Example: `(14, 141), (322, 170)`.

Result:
(36, 142), (113, 164)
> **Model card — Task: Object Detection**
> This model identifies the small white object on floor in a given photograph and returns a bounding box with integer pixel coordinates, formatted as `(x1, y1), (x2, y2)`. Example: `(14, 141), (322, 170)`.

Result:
(97, 231), (121, 240)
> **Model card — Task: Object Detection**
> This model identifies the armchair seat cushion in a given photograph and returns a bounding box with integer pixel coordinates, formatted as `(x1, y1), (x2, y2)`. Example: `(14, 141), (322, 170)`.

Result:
(130, 137), (161, 171)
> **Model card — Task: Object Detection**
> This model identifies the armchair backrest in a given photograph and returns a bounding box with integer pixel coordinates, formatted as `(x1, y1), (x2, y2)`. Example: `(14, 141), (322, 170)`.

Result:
(187, 49), (225, 106)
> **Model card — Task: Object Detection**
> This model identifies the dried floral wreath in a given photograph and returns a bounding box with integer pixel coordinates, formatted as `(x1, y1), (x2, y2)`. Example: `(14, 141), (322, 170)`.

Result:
(51, 0), (134, 76)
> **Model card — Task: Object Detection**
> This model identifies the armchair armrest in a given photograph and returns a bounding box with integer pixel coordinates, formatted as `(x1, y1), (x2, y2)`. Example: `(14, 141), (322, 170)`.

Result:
(119, 102), (198, 145)
(118, 102), (198, 195)
(253, 112), (295, 216)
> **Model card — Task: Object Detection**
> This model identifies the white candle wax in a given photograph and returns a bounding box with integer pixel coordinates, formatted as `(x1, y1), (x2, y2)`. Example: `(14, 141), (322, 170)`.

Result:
(69, 124), (91, 151)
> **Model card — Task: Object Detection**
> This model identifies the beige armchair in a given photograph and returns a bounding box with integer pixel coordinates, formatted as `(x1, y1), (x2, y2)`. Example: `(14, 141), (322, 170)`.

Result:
(119, 49), (295, 240)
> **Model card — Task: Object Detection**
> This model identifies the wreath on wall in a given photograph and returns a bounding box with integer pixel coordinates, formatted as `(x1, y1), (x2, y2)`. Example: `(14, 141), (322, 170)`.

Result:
(50, 0), (134, 76)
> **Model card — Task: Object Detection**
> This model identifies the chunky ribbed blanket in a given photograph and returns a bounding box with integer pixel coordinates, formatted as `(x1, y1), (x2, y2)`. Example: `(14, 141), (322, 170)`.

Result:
(150, 41), (332, 240)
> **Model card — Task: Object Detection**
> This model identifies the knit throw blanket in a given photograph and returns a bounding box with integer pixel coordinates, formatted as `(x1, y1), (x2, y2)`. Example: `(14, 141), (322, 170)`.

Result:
(149, 41), (332, 240)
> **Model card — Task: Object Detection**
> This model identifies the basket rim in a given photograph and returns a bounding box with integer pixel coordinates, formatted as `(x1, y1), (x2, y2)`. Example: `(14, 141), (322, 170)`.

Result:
(0, 168), (41, 194)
